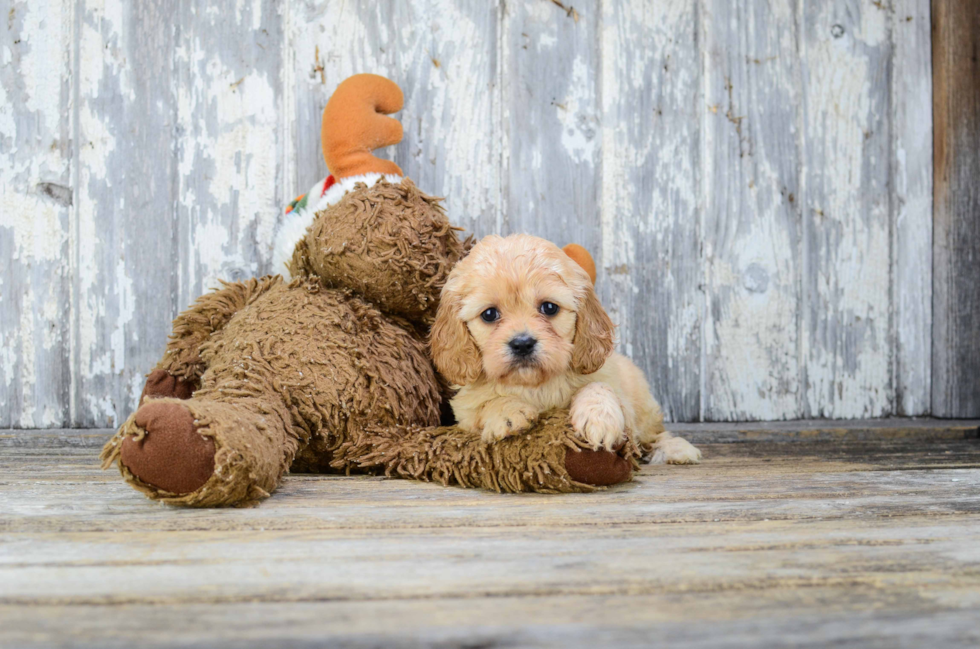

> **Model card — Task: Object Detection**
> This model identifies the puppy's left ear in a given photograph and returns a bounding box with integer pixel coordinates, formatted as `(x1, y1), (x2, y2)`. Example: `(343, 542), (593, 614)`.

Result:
(571, 285), (615, 374)
(430, 292), (483, 386)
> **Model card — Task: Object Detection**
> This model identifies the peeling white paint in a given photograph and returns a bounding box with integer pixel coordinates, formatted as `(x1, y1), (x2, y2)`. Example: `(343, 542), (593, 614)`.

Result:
(802, 0), (893, 418)
(15, 284), (37, 428)
(0, 0), (936, 426)
(2, 192), (66, 262)
(17, 0), (64, 137)
(173, 18), (282, 303)
(1, 0), (73, 427)
(557, 56), (597, 165)
(890, 0), (933, 416)
(600, 0), (701, 419)
(75, 97), (116, 383)
(420, 0), (500, 233)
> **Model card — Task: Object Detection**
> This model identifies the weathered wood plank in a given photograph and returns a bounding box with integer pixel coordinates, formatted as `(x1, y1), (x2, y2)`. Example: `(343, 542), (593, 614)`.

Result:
(4, 446), (980, 533)
(2, 433), (978, 646)
(932, 0), (980, 418)
(71, 0), (180, 427)
(0, 0), (73, 428)
(3, 516), (980, 604)
(284, 0), (500, 240)
(500, 0), (600, 248)
(671, 418), (980, 443)
(891, 0), (932, 416)
(172, 0), (284, 301)
(701, 0), (803, 421)
(2, 596), (980, 649)
(391, 1), (501, 239)
(801, 1), (893, 418)
(599, 0), (701, 421)
(0, 0), (944, 426)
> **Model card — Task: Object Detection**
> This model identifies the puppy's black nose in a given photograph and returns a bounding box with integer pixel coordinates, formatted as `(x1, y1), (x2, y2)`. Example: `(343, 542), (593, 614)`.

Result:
(508, 333), (537, 358)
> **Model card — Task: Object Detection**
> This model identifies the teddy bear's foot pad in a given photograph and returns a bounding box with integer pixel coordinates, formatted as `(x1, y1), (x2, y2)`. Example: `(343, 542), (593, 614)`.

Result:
(139, 369), (199, 405)
(120, 401), (215, 495)
(564, 447), (632, 486)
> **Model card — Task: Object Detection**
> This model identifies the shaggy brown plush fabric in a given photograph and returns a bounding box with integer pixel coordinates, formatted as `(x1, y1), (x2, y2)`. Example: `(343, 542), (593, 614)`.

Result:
(341, 411), (639, 494)
(288, 179), (465, 324)
(102, 179), (637, 507)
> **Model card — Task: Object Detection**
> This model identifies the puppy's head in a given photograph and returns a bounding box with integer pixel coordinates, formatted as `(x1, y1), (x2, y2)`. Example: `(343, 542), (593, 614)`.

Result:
(431, 234), (614, 387)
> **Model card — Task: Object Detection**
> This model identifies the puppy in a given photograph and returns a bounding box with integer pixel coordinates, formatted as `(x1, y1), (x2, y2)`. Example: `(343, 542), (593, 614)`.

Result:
(430, 233), (701, 464)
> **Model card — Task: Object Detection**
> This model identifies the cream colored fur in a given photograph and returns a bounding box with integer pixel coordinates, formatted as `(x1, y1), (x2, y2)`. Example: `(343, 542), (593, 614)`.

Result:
(431, 233), (701, 464)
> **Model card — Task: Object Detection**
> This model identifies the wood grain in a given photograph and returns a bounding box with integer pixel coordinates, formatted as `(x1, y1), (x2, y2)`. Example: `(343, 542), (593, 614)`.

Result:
(1, 432), (979, 647)
(932, 0), (980, 418)
(701, 0), (802, 421)
(599, 0), (702, 421)
(0, 0), (947, 425)
(500, 0), (601, 250)
(3, 597), (980, 649)
(801, 1), (893, 418)
(0, 0), (73, 428)
(892, 0), (933, 416)
(173, 0), (284, 301)
(71, 0), (181, 428)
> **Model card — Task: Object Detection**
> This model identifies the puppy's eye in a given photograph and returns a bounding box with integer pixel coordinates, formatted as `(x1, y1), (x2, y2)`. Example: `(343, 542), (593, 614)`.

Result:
(539, 302), (560, 317)
(480, 307), (500, 323)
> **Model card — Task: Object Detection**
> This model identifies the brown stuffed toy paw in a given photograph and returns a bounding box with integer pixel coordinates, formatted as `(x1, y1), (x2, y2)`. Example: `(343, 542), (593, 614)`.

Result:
(564, 446), (632, 486)
(139, 369), (199, 405)
(120, 401), (214, 495)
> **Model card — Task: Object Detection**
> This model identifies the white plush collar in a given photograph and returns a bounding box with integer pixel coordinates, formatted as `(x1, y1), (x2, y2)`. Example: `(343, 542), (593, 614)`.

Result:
(271, 173), (403, 278)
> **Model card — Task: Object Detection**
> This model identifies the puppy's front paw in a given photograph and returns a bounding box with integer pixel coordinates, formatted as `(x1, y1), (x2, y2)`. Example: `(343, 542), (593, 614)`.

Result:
(571, 383), (626, 451)
(649, 435), (702, 465)
(481, 402), (537, 443)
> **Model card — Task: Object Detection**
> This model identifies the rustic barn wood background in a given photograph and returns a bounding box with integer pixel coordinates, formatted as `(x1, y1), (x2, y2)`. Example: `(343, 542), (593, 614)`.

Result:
(1, 0), (943, 428)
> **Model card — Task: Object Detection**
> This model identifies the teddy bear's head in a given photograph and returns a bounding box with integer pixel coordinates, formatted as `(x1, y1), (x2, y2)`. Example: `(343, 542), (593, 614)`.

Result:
(270, 74), (471, 324)
(288, 178), (467, 323)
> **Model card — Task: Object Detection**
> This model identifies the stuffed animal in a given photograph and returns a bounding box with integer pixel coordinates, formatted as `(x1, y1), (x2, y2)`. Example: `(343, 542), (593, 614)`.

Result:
(100, 74), (637, 506)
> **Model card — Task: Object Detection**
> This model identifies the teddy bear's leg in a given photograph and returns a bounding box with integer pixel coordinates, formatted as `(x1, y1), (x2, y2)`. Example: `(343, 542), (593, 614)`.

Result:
(336, 411), (637, 493)
(143, 277), (283, 397)
(101, 393), (299, 507)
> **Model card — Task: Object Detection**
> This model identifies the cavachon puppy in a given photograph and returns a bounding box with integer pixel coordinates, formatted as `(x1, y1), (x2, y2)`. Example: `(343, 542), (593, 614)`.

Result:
(431, 233), (702, 464)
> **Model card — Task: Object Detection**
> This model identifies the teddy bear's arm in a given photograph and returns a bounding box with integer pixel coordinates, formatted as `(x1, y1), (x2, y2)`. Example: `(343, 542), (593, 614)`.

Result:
(156, 276), (283, 382)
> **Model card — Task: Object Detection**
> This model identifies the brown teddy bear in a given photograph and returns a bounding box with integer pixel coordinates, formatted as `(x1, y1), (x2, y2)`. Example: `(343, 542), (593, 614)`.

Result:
(100, 74), (637, 506)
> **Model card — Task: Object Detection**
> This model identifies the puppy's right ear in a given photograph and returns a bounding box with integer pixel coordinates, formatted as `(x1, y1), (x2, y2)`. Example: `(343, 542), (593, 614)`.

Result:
(571, 286), (615, 375)
(430, 293), (482, 386)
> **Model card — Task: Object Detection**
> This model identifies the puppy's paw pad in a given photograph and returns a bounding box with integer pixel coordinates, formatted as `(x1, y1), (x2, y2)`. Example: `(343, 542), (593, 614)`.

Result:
(571, 384), (626, 451)
(658, 437), (702, 465)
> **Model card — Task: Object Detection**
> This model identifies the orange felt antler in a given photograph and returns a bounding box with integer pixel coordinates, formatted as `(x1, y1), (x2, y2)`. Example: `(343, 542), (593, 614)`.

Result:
(321, 74), (404, 179)
(562, 244), (597, 285)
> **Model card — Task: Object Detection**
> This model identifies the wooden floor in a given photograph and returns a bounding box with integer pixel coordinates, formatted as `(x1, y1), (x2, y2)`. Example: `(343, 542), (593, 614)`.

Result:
(2, 422), (980, 648)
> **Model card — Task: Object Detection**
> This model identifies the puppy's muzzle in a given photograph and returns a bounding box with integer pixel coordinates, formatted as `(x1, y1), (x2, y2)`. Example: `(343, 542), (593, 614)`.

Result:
(508, 333), (538, 360)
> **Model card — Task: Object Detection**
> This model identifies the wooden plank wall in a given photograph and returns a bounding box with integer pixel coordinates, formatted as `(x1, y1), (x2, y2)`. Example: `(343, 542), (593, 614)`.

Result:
(0, 0), (938, 427)
(932, 0), (980, 418)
